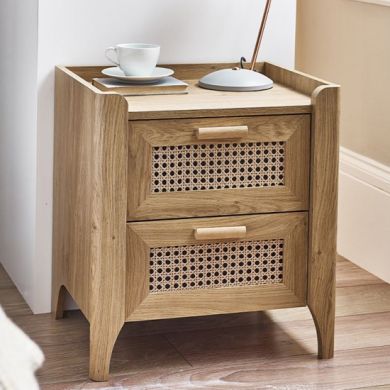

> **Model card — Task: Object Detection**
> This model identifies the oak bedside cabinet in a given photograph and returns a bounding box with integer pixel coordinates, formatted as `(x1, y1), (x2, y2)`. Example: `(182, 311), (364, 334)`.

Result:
(53, 63), (339, 381)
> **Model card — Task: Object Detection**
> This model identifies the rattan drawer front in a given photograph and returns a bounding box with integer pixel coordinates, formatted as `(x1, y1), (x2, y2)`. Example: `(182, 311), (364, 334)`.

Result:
(149, 238), (285, 293)
(128, 115), (310, 221)
(151, 141), (286, 193)
(126, 212), (308, 321)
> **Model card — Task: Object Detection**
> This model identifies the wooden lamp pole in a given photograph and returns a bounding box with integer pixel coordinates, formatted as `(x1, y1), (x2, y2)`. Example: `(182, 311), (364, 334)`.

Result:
(199, 0), (274, 91)
(250, 0), (273, 70)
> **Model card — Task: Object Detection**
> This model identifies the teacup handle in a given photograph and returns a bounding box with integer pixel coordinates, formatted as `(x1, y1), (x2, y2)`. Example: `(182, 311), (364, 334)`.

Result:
(105, 46), (120, 66)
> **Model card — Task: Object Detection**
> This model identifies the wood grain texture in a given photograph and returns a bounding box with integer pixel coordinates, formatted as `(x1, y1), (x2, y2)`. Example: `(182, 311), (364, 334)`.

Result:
(0, 289), (33, 318)
(264, 62), (332, 96)
(68, 63), (254, 83)
(39, 344), (390, 390)
(53, 66), (128, 381)
(0, 264), (16, 289)
(128, 115), (310, 220)
(3, 259), (390, 389)
(308, 85), (340, 359)
(126, 213), (308, 321)
(69, 62), (321, 87)
(194, 226), (247, 241)
(336, 256), (383, 287)
(125, 81), (312, 120)
(51, 63), (340, 380)
(67, 63), (333, 122)
(196, 125), (249, 140)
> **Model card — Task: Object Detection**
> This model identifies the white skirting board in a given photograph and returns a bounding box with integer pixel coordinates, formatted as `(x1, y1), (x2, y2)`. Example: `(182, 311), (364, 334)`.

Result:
(338, 147), (390, 283)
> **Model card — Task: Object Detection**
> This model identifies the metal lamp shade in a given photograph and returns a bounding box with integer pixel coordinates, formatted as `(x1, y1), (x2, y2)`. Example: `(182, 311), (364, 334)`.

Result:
(199, 67), (273, 92)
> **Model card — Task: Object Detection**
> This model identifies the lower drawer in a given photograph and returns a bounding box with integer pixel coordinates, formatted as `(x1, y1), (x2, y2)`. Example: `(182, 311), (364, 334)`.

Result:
(126, 213), (308, 322)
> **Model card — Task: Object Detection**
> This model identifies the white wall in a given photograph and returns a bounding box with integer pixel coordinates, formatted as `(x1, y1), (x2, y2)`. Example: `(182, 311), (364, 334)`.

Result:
(338, 148), (390, 283)
(0, 0), (39, 311)
(296, 0), (390, 166)
(1, 0), (296, 313)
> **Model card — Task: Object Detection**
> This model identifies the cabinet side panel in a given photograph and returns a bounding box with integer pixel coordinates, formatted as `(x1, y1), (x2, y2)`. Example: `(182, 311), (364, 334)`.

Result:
(53, 67), (95, 317)
(52, 67), (128, 322)
(308, 85), (340, 358)
(88, 91), (128, 381)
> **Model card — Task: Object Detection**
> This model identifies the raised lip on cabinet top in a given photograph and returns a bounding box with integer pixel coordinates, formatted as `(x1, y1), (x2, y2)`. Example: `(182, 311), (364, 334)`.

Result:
(59, 62), (338, 120)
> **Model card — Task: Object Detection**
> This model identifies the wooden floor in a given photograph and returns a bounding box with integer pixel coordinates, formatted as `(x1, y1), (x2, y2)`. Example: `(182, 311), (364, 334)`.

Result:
(1, 257), (390, 390)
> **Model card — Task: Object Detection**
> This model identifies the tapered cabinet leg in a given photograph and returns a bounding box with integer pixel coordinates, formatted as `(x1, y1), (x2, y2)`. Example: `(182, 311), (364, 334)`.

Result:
(89, 320), (124, 381)
(309, 288), (335, 359)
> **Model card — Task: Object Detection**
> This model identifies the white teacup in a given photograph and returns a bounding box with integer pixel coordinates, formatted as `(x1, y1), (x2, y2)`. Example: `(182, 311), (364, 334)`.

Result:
(105, 43), (160, 76)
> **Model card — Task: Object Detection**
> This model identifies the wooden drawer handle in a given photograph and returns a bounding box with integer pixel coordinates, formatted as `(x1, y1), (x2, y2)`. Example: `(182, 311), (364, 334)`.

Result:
(194, 226), (247, 241)
(196, 126), (249, 140)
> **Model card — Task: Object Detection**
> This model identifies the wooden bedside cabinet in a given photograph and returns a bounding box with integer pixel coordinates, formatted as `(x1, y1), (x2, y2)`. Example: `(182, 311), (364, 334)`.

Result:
(52, 63), (339, 381)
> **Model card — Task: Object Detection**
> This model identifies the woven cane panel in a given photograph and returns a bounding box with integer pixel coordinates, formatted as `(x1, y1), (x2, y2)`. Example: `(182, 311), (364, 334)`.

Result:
(151, 142), (285, 193)
(149, 239), (284, 293)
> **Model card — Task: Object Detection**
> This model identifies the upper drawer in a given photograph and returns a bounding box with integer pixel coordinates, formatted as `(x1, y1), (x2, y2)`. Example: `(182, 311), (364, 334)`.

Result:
(128, 115), (310, 221)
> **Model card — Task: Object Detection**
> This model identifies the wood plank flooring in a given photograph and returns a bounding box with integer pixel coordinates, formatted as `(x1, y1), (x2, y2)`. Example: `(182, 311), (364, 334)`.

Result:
(1, 257), (389, 389)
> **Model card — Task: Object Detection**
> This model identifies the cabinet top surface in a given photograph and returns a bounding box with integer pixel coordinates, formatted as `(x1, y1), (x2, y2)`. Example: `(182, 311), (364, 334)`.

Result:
(63, 63), (335, 121)
(125, 79), (312, 120)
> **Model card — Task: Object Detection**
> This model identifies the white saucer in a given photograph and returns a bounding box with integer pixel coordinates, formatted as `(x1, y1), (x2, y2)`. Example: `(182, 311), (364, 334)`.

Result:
(101, 66), (174, 84)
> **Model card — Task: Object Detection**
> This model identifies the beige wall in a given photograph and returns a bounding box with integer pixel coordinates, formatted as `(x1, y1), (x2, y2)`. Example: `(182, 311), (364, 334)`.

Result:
(296, 0), (390, 165)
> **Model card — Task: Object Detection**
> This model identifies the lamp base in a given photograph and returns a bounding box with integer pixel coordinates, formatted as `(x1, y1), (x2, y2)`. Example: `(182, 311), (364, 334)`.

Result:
(199, 68), (273, 92)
